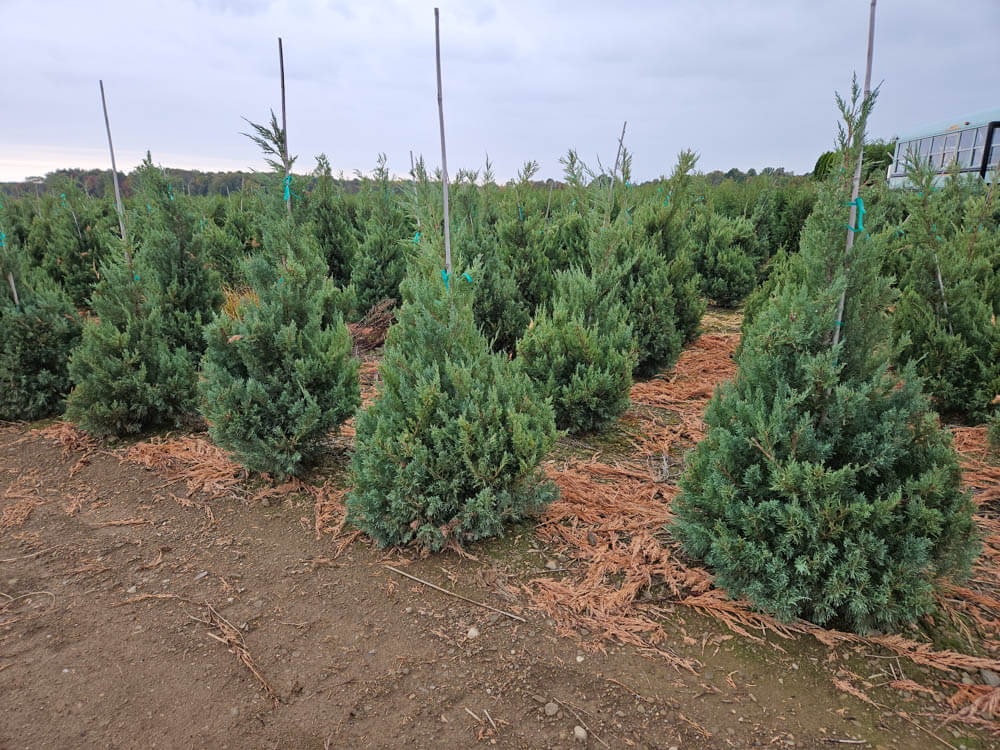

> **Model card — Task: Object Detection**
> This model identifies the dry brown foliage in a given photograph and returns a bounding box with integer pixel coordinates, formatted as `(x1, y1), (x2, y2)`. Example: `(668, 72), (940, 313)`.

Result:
(347, 298), (396, 354)
(121, 436), (248, 499)
(32, 422), (97, 457)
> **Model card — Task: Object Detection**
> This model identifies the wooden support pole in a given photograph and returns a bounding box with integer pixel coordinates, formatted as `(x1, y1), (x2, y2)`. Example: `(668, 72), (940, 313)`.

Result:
(832, 0), (876, 350)
(99, 80), (133, 273)
(279, 37), (291, 217)
(434, 8), (451, 274)
(7, 272), (19, 308)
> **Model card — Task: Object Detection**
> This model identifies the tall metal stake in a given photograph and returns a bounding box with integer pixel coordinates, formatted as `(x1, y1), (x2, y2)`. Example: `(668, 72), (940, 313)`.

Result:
(434, 7), (451, 274)
(279, 37), (291, 217)
(99, 80), (133, 273)
(832, 0), (876, 350)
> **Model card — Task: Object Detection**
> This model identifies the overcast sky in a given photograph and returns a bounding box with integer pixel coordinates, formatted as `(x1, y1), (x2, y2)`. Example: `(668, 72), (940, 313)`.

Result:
(2, 0), (996, 183)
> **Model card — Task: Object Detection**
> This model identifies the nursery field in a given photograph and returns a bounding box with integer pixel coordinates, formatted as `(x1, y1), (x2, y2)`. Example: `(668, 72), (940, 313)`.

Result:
(3, 59), (1000, 749)
(3, 310), (1000, 750)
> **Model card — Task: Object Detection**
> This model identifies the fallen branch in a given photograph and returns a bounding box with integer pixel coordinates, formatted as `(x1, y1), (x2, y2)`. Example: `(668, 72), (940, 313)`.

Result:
(384, 565), (526, 623)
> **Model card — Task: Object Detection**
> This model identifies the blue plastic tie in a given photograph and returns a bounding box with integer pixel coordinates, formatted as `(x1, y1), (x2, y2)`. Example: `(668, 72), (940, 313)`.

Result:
(413, 231), (420, 243)
(518, 205), (524, 221)
(0, 232), (5, 247)
(168, 184), (174, 201)
(441, 269), (449, 290)
(462, 272), (472, 283)
(278, 277), (284, 284)
(60, 193), (67, 208)
(134, 274), (140, 281)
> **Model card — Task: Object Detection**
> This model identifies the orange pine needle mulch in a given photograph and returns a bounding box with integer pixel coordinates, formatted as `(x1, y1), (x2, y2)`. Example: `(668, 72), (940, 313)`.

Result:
(121, 436), (248, 500)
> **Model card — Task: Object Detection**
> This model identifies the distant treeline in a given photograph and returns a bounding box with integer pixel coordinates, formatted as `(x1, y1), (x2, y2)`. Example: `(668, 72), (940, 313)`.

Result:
(2, 164), (802, 198)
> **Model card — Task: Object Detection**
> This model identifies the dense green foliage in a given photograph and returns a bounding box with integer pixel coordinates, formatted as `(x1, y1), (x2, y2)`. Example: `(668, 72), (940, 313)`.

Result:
(200, 215), (359, 477)
(518, 266), (636, 434)
(351, 156), (413, 315)
(308, 155), (358, 286)
(674, 89), (979, 633)
(689, 208), (757, 307)
(25, 185), (112, 307)
(66, 159), (221, 436)
(0, 241), (82, 421)
(884, 161), (1000, 423)
(589, 224), (682, 378)
(347, 246), (557, 551)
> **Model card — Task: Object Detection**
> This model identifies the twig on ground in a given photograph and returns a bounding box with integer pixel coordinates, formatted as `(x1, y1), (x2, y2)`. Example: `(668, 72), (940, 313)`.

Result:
(0, 591), (55, 612)
(553, 698), (609, 749)
(384, 565), (526, 623)
(0, 546), (60, 563)
(482, 708), (497, 732)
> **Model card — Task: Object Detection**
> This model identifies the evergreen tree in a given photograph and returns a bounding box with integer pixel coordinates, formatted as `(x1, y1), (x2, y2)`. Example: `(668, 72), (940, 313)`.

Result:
(347, 244), (557, 551)
(641, 151), (705, 343)
(589, 223), (682, 378)
(888, 160), (1000, 422)
(541, 211), (591, 271)
(496, 213), (553, 315)
(352, 156), (411, 315)
(66, 157), (221, 436)
(690, 208), (757, 307)
(455, 222), (530, 354)
(200, 214), (359, 477)
(518, 266), (636, 434)
(25, 185), (112, 308)
(673, 85), (978, 633)
(309, 154), (358, 285)
(0, 239), (82, 420)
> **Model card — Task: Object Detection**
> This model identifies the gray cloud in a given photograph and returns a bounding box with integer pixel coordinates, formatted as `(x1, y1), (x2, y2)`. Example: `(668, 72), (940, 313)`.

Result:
(2, 0), (996, 182)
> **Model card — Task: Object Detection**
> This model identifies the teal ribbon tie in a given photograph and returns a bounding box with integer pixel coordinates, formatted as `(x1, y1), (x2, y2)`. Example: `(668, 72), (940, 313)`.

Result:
(0, 232), (5, 246)
(283, 175), (301, 202)
(518, 205), (524, 221)
(440, 270), (470, 290)
(60, 193), (67, 208)
(168, 184), (174, 201)
(844, 197), (865, 233)
(413, 231), (420, 243)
